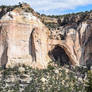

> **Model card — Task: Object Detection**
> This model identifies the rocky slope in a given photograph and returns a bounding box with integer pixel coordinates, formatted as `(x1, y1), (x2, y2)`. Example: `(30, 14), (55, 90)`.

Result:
(0, 3), (92, 69)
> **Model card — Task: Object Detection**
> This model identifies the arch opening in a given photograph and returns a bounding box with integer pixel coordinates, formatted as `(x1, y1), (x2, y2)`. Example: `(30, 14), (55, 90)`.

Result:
(49, 45), (72, 66)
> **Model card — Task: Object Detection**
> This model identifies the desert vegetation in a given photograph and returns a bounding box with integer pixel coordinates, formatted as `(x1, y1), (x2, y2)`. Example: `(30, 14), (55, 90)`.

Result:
(41, 10), (92, 29)
(0, 61), (92, 92)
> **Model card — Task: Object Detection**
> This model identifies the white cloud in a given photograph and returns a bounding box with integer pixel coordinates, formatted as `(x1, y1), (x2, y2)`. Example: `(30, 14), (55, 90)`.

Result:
(30, 0), (92, 11)
(0, 0), (92, 14)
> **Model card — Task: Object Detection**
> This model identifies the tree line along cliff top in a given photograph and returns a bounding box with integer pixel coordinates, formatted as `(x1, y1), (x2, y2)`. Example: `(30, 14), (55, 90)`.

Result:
(0, 3), (41, 20)
(0, 3), (92, 29)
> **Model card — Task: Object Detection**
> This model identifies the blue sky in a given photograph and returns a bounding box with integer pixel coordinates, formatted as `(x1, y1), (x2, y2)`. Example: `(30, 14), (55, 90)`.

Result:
(0, 0), (92, 15)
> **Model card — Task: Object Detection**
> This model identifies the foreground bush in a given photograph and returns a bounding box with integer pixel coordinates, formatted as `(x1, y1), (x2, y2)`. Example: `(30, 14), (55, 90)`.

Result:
(85, 70), (92, 92)
(0, 62), (91, 92)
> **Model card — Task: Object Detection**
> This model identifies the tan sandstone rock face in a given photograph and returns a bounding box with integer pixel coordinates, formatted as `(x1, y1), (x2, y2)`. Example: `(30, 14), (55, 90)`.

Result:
(48, 21), (92, 66)
(0, 8), (49, 68)
(0, 4), (92, 68)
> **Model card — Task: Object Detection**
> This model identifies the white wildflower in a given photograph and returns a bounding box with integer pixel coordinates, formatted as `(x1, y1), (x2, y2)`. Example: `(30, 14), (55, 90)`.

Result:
(41, 77), (47, 83)
(55, 69), (59, 74)
(18, 67), (25, 73)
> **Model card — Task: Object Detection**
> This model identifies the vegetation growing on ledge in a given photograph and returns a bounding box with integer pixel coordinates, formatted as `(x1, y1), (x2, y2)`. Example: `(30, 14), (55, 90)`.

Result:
(41, 10), (92, 29)
(0, 2), (41, 19)
(0, 62), (92, 92)
(0, 3), (92, 29)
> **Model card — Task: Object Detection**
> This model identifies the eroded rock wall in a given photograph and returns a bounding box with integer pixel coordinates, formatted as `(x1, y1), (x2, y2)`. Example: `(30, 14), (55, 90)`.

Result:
(0, 4), (92, 68)
(49, 21), (92, 67)
(0, 8), (49, 68)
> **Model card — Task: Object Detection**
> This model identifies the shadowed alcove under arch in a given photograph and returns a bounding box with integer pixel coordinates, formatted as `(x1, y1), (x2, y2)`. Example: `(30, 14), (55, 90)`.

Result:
(49, 45), (72, 66)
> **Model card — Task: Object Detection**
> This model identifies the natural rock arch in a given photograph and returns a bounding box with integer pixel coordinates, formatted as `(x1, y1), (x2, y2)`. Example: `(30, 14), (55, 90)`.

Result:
(49, 45), (76, 66)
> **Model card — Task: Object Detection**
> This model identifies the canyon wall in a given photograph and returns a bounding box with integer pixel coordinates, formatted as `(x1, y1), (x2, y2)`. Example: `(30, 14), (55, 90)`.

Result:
(0, 6), (49, 68)
(48, 20), (92, 67)
(0, 4), (92, 68)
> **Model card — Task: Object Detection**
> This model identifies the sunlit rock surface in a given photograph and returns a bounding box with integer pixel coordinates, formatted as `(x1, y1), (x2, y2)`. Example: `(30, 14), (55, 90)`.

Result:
(0, 3), (92, 68)
(48, 21), (92, 67)
(0, 4), (49, 68)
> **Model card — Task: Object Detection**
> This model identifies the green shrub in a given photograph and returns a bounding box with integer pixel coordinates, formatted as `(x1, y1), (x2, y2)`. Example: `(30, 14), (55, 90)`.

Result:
(0, 64), (91, 92)
(85, 70), (92, 92)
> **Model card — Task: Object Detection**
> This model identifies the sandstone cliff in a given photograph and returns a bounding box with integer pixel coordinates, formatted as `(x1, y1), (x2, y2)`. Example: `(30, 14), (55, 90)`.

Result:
(0, 3), (49, 68)
(0, 3), (92, 69)
(48, 12), (92, 68)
